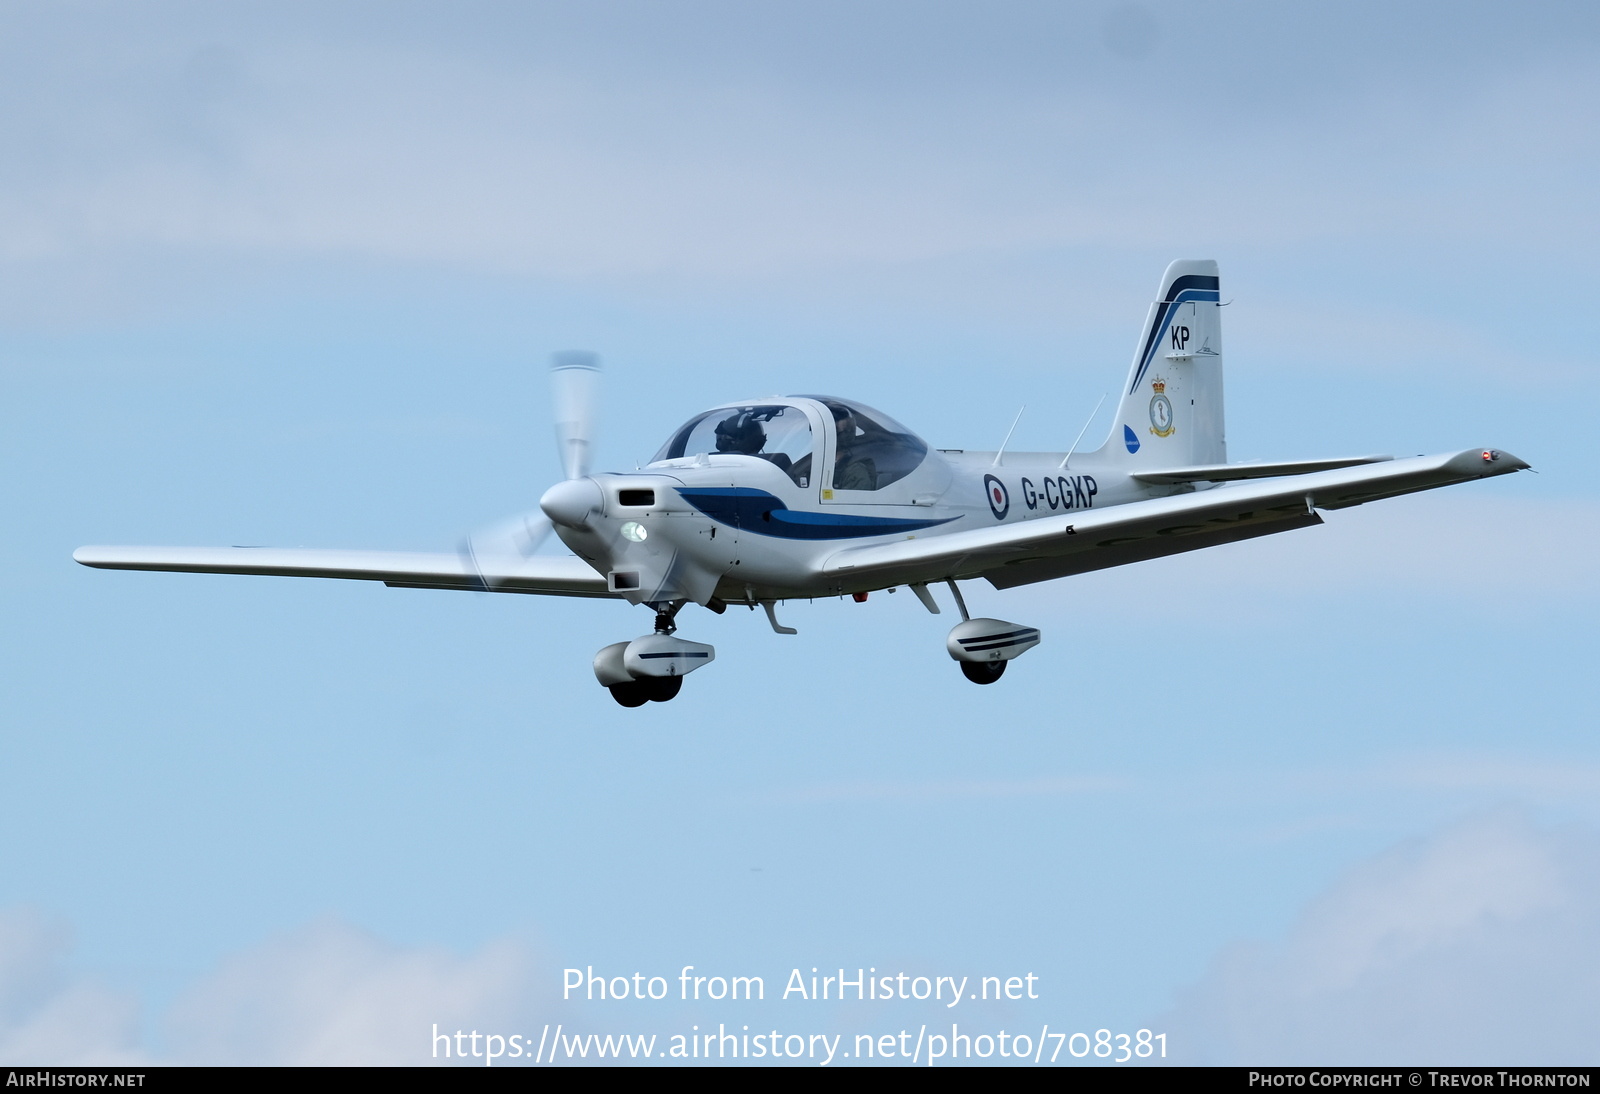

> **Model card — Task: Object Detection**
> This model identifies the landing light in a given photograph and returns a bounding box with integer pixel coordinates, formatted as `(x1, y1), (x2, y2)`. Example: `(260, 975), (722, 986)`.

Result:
(620, 521), (648, 543)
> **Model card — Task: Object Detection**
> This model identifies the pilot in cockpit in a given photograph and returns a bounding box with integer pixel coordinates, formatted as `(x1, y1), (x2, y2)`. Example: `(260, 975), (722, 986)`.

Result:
(714, 412), (766, 456)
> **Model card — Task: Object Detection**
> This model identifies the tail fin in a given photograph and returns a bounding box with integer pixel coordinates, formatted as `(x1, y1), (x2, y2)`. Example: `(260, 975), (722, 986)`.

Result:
(1098, 259), (1225, 468)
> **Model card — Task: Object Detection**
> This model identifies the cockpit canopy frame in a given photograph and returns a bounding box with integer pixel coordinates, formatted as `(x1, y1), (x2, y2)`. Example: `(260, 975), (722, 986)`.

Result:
(649, 395), (932, 497)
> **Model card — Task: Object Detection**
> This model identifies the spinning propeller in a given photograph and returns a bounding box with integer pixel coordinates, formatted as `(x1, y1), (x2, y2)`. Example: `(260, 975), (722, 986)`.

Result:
(463, 351), (601, 586)
(551, 350), (600, 481)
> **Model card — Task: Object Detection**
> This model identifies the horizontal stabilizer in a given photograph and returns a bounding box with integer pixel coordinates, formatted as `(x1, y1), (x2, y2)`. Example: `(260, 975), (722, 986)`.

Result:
(1131, 455), (1392, 485)
(72, 546), (614, 598)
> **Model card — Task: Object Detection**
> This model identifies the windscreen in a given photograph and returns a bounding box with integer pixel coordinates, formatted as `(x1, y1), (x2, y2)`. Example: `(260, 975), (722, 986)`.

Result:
(651, 405), (814, 487)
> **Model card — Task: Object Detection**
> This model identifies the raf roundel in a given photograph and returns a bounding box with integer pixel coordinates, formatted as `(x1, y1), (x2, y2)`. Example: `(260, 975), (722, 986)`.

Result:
(983, 474), (1010, 520)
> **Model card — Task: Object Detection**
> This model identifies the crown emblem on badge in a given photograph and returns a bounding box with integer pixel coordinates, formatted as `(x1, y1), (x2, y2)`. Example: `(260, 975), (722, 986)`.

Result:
(1151, 379), (1166, 393)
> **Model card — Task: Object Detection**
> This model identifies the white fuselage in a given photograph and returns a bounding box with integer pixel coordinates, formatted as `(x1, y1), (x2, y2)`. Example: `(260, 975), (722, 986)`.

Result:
(541, 396), (1177, 606)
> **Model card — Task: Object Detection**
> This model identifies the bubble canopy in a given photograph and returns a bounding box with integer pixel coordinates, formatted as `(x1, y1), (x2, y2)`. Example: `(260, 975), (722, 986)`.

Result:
(649, 396), (929, 492)
(650, 402), (816, 486)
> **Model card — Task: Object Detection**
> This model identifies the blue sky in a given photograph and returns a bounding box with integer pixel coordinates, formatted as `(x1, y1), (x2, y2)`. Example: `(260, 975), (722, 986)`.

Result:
(1, 0), (1597, 1065)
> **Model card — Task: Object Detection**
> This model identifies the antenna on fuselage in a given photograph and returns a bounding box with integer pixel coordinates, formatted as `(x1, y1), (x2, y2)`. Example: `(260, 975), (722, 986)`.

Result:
(991, 406), (1025, 468)
(1060, 393), (1107, 470)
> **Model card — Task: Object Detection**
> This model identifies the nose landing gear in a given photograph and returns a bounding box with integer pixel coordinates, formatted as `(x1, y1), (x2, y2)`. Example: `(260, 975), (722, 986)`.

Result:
(593, 600), (715, 707)
(605, 674), (683, 707)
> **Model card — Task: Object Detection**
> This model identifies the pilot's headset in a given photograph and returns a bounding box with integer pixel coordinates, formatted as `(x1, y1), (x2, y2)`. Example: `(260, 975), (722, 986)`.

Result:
(714, 411), (766, 455)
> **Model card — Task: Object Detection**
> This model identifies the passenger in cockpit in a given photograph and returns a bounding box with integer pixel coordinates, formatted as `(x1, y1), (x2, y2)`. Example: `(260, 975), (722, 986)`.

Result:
(830, 405), (878, 491)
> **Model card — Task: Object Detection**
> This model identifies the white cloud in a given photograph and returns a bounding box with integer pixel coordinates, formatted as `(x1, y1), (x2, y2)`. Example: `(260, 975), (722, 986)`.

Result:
(1160, 811), (1600, 1064)
(0, 907), (144, 1066)
(7, 812), (1600, 1065)
(163, 918), (548, 1065)
(0, 14), (1595, 285)
(0, 910), (554, 1066)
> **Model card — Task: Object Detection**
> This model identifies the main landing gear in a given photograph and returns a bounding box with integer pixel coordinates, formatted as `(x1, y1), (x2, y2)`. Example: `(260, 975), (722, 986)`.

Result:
(593, 601), (716, 707)
(933, 581), (1041, 685)
(947, 617), (1041, 684)
(960, 660), (1007, 685)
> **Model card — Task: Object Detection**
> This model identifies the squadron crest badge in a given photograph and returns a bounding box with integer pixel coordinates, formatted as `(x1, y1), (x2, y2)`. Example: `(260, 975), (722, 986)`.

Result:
(1148, 378), (1175, 437)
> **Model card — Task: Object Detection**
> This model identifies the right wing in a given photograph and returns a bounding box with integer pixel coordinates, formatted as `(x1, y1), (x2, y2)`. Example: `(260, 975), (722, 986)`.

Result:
(72, 545), (615, 598)
(1129, 454), (1392, 485)
(824, 447), (1529, 591)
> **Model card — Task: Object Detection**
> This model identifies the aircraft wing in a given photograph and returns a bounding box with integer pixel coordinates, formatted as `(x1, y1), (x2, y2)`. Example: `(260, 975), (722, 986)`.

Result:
(72, 545), (615, 598)
(1129, 454), (1392, 485)
(823, 447), (1529, 591)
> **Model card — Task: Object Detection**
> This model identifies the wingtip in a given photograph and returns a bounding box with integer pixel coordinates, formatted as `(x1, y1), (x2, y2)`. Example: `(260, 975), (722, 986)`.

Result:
(1465, 447), (1529, 473)
(73, 545), (150, 568)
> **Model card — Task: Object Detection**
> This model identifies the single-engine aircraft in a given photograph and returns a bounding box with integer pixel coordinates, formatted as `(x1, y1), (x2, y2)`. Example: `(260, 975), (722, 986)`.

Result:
(76, 261), (1528, 706)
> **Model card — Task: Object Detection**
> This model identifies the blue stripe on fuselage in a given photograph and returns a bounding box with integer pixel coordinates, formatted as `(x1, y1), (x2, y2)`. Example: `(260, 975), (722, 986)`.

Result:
(677, 487), (956, 540)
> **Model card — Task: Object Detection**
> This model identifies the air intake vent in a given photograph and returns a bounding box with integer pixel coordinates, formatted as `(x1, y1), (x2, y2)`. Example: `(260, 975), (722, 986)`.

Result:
(617, 489), (655, 507)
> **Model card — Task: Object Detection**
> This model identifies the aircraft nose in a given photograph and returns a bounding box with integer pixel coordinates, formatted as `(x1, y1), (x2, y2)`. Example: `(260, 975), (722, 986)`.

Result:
(539, 477), (604, 528)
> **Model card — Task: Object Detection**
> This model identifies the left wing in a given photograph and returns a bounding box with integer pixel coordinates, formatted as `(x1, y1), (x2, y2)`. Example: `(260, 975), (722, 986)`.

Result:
(823, 447), (1528, 591)
(72, 546), (615, 598)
